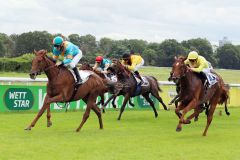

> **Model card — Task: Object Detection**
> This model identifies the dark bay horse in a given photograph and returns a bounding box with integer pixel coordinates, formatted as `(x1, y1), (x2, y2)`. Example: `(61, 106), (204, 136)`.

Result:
(171, 56), (230, 136)
(26, 50), (107, 132)
(80, 63), (135, 109)
(105, 59), (168, 120)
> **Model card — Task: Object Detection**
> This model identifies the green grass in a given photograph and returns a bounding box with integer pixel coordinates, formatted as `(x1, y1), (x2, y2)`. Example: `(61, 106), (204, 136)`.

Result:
(1, 67), (240, 84)
(0, 108), (239, 160)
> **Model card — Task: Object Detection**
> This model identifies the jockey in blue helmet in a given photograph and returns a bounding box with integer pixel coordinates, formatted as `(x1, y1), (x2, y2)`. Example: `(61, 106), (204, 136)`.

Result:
(52, 36), (83, 85)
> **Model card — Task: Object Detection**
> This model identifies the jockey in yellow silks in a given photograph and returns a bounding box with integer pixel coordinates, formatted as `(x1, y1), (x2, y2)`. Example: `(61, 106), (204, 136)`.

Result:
(184, 51), (215, 88)
(121, 53), (144, 84)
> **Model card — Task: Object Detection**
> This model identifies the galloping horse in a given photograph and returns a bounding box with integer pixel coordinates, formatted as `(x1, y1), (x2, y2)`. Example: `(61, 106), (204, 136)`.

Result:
(26, 50), (106, 132)
(171, 56), (230, 136)
(106, 59), (168, 120)
(80, 63), (134, 109)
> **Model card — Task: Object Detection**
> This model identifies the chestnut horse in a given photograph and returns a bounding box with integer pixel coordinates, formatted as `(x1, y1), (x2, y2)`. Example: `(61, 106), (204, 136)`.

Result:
(80, 63), (135, 109)
(171, 56), (230, 136)
(106, 59), (168, 120)
(26, 50), (106, 132)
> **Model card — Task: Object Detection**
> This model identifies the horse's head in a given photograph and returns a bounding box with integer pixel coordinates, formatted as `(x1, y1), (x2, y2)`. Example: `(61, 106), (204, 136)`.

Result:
(107, 59), (130, 77)
(29, 50), (49, 79)
(171, 56), (187, 83)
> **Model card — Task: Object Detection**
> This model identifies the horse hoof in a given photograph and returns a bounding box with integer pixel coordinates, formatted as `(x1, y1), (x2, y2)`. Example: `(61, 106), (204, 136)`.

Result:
(185, 120), (191, 124)
(176, 127), (182, 132)
(76, 129), (80, 132)
(47, 121), (52, 127)
(155, 114), (158, 118)
(194, 118), (198, 122)
(24, 127), (31, 131)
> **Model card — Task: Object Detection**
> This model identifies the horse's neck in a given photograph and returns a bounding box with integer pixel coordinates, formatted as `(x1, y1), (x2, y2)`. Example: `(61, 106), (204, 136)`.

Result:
(179, 72), (196, 91)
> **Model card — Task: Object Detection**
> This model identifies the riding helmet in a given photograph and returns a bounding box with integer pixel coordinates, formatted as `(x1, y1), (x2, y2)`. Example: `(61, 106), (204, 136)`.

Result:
(188, 51), (199, 60)
(53, 36), (64, 46)
(96, 56), (103, 62)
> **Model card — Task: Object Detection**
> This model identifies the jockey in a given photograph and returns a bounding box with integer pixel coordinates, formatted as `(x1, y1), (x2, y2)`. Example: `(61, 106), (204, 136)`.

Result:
(52, 36), (83, 85)
(121, 53), (144, 84)
(184, 51), (214, 88)
(93, 56), (112, 74)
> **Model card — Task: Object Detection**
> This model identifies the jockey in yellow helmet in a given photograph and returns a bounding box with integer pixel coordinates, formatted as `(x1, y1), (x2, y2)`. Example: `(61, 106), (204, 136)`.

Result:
(184, 51), (215, 88)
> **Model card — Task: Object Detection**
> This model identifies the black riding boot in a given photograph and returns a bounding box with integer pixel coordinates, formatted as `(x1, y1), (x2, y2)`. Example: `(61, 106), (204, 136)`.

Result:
(199, 72), (209, 89)
(134, 71), (143, 84)
(73, 67), (83, 85)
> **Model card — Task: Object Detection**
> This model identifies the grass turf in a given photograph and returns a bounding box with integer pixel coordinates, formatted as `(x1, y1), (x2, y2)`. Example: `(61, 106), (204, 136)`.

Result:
(0, 108), (239, 160)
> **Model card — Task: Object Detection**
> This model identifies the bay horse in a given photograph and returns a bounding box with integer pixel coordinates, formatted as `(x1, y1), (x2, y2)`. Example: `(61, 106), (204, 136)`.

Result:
(80, 63), (135, 109)
(26, 50), (107, 132)
(171, 56), (230, 136)
(105, 59), (168, 120)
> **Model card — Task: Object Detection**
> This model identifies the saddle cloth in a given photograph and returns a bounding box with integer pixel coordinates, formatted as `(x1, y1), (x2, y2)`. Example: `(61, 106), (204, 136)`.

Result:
(133, 74), (149, 86)
(70, 69), (93, 84)
(206, 72), (218, 87)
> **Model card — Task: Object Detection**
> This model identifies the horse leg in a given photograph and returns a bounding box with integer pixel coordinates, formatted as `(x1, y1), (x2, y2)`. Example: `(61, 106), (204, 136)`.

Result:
(111, 96), (117, 109)
(186, 106), (204, 123)
(117, 94), (131, 120)
(25, 95), (50, 130)
(175, 103), (185, 132)
(91, 103), (103, 129)
(202, 102), (217, 136)
(151, 90), (168, 110)
(103, 94), (115, 108)
(129, 98), (134, 107)
(142, 93), (158, 118)
(46, 107), (52, 127)
(180, 99), (197, 124)
(98, 94), (105, 113)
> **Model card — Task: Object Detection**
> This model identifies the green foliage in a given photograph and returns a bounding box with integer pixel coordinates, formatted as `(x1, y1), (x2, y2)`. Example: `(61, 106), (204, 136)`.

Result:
(216, 44), (240, 69)
(13, 31), (53, 56)
(0, 31), (239, 69)
(0, 53), (34, 72)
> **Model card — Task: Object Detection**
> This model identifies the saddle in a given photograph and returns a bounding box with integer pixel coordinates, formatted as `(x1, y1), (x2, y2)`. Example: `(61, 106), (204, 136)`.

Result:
(70, 69), (93, 84)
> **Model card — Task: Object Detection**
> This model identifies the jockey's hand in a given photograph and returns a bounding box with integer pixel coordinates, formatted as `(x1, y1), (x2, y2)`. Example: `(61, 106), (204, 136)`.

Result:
(187, 66), (192, 72)
(56, 61), (63, 66)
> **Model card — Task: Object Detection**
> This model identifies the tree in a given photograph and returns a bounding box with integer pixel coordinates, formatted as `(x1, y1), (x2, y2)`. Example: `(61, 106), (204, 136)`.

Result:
(68, 34), (81, 47)
(216, 44), (240, 69)
(142, 48), (157, 65)
(14, 31), (52, 56)
(0, 33), (15, 57)
(98, 37), (113, 56)
(157, 39), (187, 66)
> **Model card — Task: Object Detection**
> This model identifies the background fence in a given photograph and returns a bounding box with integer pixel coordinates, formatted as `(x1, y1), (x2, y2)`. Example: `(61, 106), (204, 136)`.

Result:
(0, 77), (239, 112)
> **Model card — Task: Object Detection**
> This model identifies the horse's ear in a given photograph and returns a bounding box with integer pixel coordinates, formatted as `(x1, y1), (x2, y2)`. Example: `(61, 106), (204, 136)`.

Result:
(34, 50), (37, 55)
(44, 50), (48, 54)
(174, 56), (177, 60)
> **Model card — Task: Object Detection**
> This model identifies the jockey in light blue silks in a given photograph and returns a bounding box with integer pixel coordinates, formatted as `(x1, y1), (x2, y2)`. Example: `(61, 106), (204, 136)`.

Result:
(52, 36), (83, 85)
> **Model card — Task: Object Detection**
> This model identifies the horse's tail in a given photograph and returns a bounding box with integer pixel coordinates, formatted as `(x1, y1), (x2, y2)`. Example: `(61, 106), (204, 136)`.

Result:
(219, 83), (230, 116)
(151, 76), (162, 92)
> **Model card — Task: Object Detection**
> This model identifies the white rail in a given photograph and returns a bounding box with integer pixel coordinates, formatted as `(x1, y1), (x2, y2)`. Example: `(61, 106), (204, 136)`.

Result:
(0, 77), (240, 87)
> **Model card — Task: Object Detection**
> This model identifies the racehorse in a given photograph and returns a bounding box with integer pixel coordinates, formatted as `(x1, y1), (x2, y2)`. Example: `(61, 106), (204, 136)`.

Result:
(26, 50), (106, 132)
(171, 56), (230, 136)
(105, 59), (168, 120)
(80, 63), (135, 109)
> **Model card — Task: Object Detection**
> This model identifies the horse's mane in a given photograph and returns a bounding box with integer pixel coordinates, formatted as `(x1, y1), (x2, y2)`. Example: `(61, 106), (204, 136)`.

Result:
(45, 55), (57, 63)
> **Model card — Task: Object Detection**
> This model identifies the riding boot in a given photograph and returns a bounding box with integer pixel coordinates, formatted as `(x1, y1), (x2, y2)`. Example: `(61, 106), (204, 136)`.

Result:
(199, 72), (209, 89)
(134, 71), (143, 85)
(73, 67), (83, 85)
